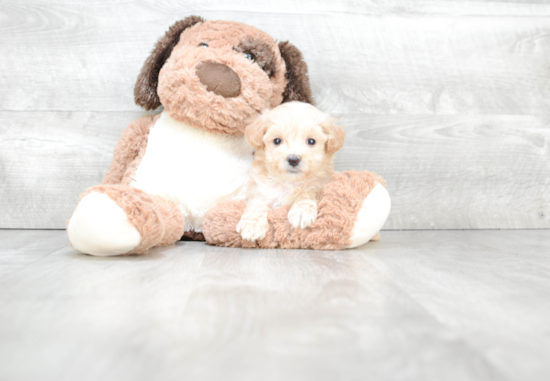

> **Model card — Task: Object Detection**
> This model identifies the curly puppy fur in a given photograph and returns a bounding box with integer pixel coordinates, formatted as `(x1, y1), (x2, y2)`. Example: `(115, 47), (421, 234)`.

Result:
(236, 102), (344, 242)
(204, 170), (385, 250)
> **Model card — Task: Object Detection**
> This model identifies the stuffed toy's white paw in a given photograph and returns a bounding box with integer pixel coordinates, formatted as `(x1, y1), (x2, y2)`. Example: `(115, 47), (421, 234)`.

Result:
(68, 192), (141, 256)
(288, 200), (317, 229)
(347, 183), (391, 248)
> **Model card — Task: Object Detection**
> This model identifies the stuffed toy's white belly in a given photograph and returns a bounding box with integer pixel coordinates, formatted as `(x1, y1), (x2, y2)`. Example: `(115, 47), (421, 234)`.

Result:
(131, 112), (253, 232)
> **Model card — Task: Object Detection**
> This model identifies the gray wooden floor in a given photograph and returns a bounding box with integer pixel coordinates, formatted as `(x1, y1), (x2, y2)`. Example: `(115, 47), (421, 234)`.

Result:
(1, 230), (549, 381)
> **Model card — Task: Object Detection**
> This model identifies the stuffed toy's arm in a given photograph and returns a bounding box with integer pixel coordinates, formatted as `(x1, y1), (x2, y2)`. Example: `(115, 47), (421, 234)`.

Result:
(68, 113), (185, 257)
(204, 170), (391, 250)
(102, 114), (159, 185)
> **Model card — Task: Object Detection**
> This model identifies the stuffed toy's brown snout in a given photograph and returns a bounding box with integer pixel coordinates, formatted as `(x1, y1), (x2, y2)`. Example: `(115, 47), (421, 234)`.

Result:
(133, 16), (315, 135)
(195, 62), (241, 98)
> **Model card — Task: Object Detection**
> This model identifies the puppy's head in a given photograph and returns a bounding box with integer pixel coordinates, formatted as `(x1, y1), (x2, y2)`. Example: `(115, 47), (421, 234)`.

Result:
(246, 102), (345, 180)
(134, 16), (314, 135)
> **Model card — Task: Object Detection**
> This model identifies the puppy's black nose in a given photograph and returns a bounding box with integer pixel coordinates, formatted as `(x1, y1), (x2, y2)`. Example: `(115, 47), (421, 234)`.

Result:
(287, 155), (301, 167)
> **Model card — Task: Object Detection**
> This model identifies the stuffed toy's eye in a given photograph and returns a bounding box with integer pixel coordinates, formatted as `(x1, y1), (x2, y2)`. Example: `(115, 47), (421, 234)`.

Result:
(307, 138), (316, 146)
(273, 138), (282, 145)
(199, 43), (208, 47)
(244, 52), (254, 61)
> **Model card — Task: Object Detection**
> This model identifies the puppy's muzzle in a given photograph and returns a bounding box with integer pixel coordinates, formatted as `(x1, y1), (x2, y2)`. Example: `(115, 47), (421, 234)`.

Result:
(287, 155), (301, 167)
(196, 62), (241, 98)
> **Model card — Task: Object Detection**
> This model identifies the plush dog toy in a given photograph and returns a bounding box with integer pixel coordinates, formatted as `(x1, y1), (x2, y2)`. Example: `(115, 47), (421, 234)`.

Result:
(67, 16), (391, 256)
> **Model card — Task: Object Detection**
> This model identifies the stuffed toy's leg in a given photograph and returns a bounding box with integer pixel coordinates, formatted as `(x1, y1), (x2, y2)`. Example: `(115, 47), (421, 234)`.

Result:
(67, 185), (184, 256)
(203, 170), (391, 250)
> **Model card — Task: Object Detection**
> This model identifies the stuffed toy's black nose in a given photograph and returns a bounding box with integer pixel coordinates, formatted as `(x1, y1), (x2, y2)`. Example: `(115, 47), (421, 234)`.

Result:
(287, 155), (301, 167)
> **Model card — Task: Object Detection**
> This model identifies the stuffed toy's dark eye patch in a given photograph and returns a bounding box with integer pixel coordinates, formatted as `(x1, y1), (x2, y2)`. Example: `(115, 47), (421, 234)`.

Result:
(234, 40), (276, 77)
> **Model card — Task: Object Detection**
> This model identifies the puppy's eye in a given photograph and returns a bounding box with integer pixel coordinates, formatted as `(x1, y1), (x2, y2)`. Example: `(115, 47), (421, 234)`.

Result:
(244, 52), (254, 61)
(273, 138), (282, 145)
(307, 138), (316, 146)
(199, 43), (208, 48)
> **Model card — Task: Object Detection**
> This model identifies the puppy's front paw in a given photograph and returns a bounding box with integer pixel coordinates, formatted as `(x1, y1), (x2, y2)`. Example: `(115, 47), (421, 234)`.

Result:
(237, 215), (268, 242)
(288, 200), (317, 229)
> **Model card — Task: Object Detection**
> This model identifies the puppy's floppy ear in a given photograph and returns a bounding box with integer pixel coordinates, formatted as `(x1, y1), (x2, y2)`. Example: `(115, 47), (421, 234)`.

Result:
(278, 41), (315, 105)
(134, 15), (205, 110)
(321, 117), (346, 154)
(245, 116), (271, 150)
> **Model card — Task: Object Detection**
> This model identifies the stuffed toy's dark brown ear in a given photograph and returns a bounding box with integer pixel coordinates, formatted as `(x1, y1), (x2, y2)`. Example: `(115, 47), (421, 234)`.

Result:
(278, 41), (315, 105)
(134, 15), (205, 110)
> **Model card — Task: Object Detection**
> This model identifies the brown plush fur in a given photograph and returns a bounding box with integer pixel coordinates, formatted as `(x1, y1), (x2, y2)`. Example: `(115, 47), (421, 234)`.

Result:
(181, 231), (206, 241)
(71, 17), (383, 255)
(157, 20), (287, 135)
(234, 37), (278, 78)
(203, 170), (385, 250)
(81, 184), (185, 255)
(135, 16), (205, 111)
(102, 114), (160, 186)
(78, 18), (316, 255)
(278, 41), (315, 105)
(134, 17), (313, 135)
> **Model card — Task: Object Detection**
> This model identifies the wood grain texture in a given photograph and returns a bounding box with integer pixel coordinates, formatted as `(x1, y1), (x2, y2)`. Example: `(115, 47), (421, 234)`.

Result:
(0, 1), (549, 113)
(0, 111), (144, 228)
(363, 230), (550, 381)
(0, 229), (68, 266)
(1, 230), (549, 380)
(2, 111), (548, 229)
(1, 0), (549, 229)
(337, 113), (550, 229)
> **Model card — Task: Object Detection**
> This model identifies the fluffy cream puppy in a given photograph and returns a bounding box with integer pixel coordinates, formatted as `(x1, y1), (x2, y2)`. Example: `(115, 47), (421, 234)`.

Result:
(237, 101), (346, 242)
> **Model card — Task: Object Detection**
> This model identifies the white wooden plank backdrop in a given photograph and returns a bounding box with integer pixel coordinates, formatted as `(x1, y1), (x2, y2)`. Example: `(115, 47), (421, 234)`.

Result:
(0, 0), (549, 229)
